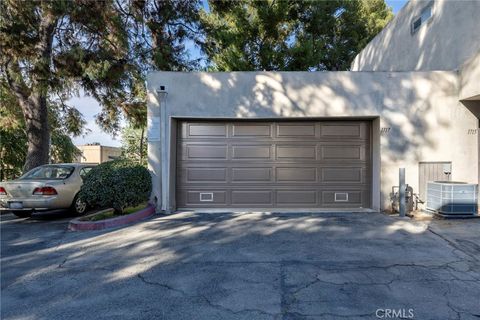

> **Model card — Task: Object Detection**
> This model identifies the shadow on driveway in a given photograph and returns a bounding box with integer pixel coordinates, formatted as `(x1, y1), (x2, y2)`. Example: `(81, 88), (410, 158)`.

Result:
(1, 211), (480, 320)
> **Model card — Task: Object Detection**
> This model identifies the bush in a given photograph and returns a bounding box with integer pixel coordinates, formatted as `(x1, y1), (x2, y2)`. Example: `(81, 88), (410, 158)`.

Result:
(80, 160), (152, 214)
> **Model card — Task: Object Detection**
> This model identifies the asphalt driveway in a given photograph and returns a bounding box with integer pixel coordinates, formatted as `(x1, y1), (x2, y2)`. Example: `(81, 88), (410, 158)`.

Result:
(1, 211), (480, 320)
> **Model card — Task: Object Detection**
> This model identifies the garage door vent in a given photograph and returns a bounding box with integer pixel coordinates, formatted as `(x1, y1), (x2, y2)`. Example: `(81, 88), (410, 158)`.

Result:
(200, 193), (214, 202)
(335, 192), (349, 202)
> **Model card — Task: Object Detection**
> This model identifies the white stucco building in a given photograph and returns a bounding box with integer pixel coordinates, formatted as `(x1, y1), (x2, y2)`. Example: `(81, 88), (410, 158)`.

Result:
(147, 0), (480, 213)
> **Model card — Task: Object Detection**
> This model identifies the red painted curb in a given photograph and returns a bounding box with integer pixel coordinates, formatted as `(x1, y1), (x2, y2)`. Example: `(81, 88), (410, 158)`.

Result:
(68, 205), (156, 231)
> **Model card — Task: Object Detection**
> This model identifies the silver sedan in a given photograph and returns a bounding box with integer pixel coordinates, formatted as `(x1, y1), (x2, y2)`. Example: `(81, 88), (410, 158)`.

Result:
(0, 163), (96, 218)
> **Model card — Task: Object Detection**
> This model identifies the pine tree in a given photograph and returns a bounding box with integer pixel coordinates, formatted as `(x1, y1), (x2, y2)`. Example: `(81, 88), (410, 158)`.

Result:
(200, 0), (393, 71)
(0, 0), (142, 171)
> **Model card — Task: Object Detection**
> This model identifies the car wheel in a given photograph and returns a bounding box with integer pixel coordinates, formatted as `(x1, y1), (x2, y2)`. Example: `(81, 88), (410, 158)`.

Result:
(11, 211), (32, 218)
(71, 195), (88, 215)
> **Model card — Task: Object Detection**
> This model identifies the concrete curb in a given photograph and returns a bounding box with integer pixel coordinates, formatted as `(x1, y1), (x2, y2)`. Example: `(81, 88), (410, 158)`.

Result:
(68, 205), (155, 231)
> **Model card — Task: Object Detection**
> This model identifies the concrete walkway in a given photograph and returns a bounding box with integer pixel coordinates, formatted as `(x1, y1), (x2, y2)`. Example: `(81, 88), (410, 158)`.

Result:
(1, 212), (480, 320)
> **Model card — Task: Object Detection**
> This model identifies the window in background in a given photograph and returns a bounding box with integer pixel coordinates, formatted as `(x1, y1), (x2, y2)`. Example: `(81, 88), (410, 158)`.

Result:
(411, 2), (433, 34)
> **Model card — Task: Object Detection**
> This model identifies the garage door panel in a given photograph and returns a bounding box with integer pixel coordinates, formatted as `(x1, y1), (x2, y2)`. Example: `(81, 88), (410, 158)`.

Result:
(232, 124), (272, 137)
(188, 123), (227, 137)
(232, 167), (272, 182)
(185, 144), (228, 159)
(320, 145), (365, 161)
(183, 190), (227, 205)
(232, 145), (271, 159)
(320, 122), (368, 139)
(276, 190), (317, 205)
(276, 167), (317, 182)
(176, 120), (372, 209)
(277, 123), (316, 137)
(185, 168), (227, 182)
(276, 145), (316, 159)
(321, 190), (370, 207)
(231, 190), (273, 206)
(321, 167), (365, 183)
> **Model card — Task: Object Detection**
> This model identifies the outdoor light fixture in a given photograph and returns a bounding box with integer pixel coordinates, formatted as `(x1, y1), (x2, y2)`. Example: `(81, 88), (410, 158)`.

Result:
(156, 85), (168, 96)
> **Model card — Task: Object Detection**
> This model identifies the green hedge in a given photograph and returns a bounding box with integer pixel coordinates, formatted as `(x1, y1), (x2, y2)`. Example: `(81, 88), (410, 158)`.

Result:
(80, 160), (152, 214)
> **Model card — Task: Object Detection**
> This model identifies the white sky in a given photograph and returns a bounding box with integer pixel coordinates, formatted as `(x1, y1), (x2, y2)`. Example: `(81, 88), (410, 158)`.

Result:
(69, 93), (123, 147)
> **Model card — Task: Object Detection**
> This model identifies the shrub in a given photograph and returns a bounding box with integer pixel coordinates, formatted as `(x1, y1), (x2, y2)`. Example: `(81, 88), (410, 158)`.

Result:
(80, 160), (152, 214)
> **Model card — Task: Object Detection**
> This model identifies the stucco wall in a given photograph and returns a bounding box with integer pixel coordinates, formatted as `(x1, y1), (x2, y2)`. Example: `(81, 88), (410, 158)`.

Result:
(460, 50), (480, 101)
(77, 146), (102, 164)
(100, 146), (122, 163)
(351, 0), (480, 72)
(77, 145), (122, 164)
(147, 71), (478, 213)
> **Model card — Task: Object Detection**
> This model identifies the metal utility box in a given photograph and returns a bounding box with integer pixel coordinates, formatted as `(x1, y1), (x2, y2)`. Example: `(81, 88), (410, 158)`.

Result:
(426, 181), (478, 216)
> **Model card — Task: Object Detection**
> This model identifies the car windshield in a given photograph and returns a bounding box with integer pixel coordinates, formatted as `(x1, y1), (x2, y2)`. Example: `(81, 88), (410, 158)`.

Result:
(21, 166), (75, 180)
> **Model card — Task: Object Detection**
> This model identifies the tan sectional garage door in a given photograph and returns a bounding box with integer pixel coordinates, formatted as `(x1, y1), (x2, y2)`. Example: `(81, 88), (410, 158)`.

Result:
(176, 120), (371, 209)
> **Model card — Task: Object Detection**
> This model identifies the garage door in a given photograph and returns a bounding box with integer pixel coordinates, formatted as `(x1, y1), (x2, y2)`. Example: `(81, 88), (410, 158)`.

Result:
(176, 120), (371, 209)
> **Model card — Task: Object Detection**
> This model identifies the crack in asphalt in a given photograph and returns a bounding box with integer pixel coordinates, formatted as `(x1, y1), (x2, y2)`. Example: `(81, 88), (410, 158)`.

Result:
(137, 272), (276, 317)
(443, 281), (480, 320)
(427, 226), (479, 262)
(279, 263), (289, 319)
(49, 258), (480, 319)
(137, 273), (186, 294)
(281, 259), (480, 320)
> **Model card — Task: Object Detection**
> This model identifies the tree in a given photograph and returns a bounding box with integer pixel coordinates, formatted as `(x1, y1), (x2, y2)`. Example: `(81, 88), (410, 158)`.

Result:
(118, 0), (202, 71)
(120, 125), (147, 166)
(113, 0), (201, 169)
(0, 0), (144, 172)
(0, 80), (83, 180)
(200, 0), (393, 71)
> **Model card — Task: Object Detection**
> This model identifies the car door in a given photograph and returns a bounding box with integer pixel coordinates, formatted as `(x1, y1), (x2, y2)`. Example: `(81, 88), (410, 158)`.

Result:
(79, 167), (94, 182)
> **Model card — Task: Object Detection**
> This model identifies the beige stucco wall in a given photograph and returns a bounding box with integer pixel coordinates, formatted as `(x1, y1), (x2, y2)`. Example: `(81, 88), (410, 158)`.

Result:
(147, 71), (478, 213)
(77, 145), (122, 164)
(100, 146), (122, 163)
(351, 0), (480, 72)
(77, 146), (101, 163)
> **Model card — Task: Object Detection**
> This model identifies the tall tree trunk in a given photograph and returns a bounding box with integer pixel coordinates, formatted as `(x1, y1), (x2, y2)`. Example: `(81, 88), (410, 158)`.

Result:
(16, 10), (57, 172)
(22, 92), (50, 172)
(0, 147), (4, 181)
(139, 127), (145, 164)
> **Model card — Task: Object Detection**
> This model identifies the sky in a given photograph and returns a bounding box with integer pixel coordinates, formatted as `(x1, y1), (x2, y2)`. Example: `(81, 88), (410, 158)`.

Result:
(72, 0), (408, 148)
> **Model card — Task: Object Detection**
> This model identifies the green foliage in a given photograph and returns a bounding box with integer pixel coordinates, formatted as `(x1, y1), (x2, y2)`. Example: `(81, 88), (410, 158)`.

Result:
(0, 128), (26, 181)
(200, 0), (393, 71)
(0, 79), (81, 179)
(0, 0), (148, 170)
(79, 160), (152, 214)
(128, 0), (201, 71)
(120, 125), (147, 167)
(50, 132), (81, 164)
(82, 202), (148, 221)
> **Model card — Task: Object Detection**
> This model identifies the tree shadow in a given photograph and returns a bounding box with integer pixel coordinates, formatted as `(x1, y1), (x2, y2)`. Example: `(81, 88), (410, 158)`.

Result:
(2, 211), (479, 319)
(169, 66), (470, 211)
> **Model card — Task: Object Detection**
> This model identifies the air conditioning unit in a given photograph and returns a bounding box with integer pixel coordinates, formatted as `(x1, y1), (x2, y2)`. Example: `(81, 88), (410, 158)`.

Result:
(426, 181), (478, 216)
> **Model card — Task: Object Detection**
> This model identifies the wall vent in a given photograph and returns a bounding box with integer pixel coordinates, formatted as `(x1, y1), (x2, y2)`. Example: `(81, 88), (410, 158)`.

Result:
(200, 193), (214, 202)
(334, 192), (349, 202)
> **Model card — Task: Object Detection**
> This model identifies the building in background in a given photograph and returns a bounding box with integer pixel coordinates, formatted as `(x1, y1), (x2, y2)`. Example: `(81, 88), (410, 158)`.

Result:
(351, 0), (480, 72)
(76, 144), (121, 164)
